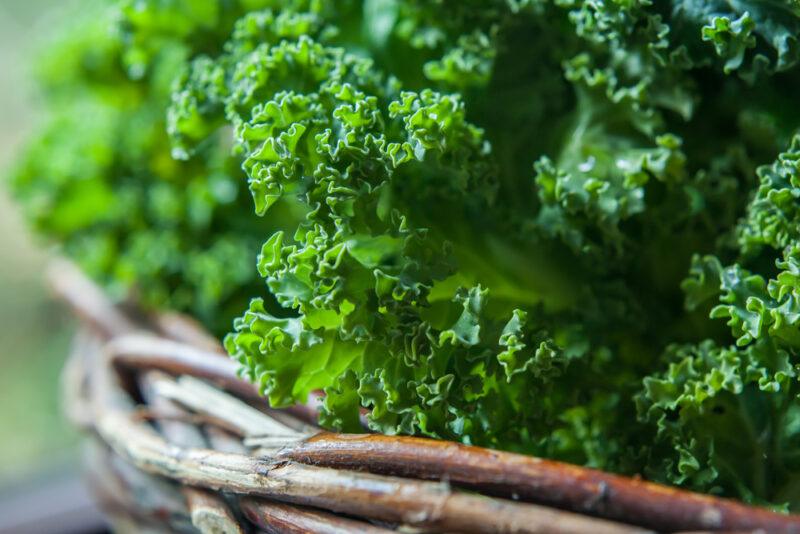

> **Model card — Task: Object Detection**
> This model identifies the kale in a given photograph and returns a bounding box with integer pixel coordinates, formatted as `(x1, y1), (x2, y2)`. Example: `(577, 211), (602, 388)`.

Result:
(12, 0), (800, 508)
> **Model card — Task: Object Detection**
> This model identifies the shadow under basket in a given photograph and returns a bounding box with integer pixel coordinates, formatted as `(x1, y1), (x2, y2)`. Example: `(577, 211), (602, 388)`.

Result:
(52, 260), (800, 534)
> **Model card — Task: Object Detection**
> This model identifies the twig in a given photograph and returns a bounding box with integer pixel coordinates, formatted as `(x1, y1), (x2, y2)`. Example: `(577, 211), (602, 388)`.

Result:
(96, 410), (643, 534)
(150, 374), (304, 439)
(84, 438), (192, 532)
(240, 498), (395, 534)
(150, 312), (224, 354)
(47, 259), (140, 338)
(212, 431), (396, 532)
(106, 333), (322, 424)
(140, 371), (243, 534)
(105, 334), (253, 398)
(133, 410), (242, 433)
(277, 432), (800, 532)
(206, 427), (250, 455)
(184, 489), (243, 534)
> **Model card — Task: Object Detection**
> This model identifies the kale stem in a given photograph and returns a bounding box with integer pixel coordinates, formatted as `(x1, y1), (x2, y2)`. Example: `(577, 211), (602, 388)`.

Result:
(737, 392), (767, 500)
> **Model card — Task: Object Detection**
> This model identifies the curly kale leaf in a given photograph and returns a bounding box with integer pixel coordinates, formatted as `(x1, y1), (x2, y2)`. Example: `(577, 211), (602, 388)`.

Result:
(210, 31), (620, 456)
(738, 135), (800, 257)
(638, 340), (799, 502)
(673, 0), (800, 78)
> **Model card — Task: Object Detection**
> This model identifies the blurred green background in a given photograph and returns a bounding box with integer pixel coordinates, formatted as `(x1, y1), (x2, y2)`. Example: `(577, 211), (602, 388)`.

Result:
(0, 0), (78, 485)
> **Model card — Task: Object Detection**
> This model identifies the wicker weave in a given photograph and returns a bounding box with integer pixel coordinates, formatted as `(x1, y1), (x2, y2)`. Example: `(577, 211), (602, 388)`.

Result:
(52, 260), (800, 533)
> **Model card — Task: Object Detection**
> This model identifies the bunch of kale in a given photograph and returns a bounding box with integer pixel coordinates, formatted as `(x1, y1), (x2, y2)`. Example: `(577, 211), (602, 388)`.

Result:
(12, 0), (800, 508)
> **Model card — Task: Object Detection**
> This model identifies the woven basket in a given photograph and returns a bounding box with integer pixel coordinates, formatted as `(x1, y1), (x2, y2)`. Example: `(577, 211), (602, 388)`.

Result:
(51, 260), (800, 533)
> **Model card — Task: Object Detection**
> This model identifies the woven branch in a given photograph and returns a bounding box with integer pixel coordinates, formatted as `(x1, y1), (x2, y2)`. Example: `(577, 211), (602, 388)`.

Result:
(239, 499), (395, 534)
(51, 261), (800, 533)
